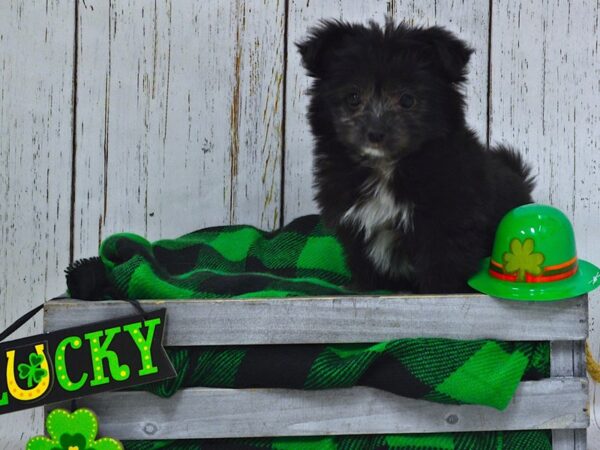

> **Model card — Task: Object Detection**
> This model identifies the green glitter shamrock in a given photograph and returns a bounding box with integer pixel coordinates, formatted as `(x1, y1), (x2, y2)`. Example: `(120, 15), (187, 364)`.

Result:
(26, 408), (123, 450)
(18, 352), (48, 388)
(503, 238), (545, 281)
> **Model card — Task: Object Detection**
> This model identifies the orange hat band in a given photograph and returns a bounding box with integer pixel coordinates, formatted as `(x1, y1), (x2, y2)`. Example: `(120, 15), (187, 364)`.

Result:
(489, 257), (578, 283)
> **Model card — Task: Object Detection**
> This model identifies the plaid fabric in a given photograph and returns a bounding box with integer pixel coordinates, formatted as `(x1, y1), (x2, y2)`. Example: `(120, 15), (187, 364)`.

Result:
(66, 215), (552, 449)
(98, 215), (355, 299)
(122, 431), (552, 450)
(136, 339), (548, 411)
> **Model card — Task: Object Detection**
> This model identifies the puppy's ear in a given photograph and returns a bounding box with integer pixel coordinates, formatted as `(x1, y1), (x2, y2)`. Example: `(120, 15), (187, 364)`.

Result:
(411, 26), (474, 83)
(296, 20), (357, 78)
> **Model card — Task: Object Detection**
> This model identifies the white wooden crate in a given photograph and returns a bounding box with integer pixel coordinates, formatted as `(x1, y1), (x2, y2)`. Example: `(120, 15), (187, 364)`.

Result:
(44, 294), (589, 449)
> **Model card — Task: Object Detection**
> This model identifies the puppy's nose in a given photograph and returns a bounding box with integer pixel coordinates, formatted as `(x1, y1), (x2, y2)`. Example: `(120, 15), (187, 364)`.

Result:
(367, 130), (385, 143)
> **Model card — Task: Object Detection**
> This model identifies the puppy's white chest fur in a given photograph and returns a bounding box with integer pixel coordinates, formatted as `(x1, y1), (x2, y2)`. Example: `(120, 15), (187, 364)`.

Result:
(341, 176), (413, 276)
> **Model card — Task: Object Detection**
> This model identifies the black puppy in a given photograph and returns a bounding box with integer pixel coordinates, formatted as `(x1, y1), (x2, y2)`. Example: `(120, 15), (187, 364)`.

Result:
(298, 20), (534, 293)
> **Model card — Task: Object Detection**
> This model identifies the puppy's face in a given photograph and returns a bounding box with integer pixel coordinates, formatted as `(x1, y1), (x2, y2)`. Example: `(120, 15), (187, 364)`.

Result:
(323, 66), (426, 160)
(298, 21), (473, 161)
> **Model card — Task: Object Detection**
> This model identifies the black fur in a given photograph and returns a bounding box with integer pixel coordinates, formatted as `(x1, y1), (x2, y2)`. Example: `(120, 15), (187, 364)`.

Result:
(298, 20), (534, 293)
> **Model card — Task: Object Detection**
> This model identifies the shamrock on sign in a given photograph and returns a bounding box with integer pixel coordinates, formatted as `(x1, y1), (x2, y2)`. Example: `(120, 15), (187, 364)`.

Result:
(26, 408), (123, 450)
(18, 352), (48, 388)
(503, 238), (545, 281)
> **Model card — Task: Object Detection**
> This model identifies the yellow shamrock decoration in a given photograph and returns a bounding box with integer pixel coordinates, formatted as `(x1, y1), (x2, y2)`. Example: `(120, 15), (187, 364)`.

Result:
(503, 238), (545, 281)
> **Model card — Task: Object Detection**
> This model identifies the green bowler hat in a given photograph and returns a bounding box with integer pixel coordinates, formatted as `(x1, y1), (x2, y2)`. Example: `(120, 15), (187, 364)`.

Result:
(469, 204), (600, 301)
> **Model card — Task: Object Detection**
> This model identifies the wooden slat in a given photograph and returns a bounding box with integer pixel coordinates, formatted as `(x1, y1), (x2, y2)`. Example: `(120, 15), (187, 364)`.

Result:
(73, 0), (284, 261)
(551, 341), (577, 450)
(44, 295), (588, 344)
(51, 378), (588, 439)
(551, 341), (588, 450)
(0, 1), (75, 446)
(283, 0), (490, 222)
(566, 0), (600, 444)
(490, 0), (573, 215)
(551, 341), (587, 378)
(490, 1), (600, 443)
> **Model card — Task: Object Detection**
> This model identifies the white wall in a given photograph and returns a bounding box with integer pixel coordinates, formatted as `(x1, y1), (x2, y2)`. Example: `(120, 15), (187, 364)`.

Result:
(1, 0), (599, 447)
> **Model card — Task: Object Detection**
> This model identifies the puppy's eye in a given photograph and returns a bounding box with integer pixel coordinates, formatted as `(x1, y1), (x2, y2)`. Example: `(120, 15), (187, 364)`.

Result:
(345, 92), (361, 108)
(399, 94), (415, 109)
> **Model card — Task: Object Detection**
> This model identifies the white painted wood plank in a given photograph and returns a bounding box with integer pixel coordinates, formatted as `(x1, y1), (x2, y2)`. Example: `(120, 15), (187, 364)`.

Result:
(283, 0), (489, 222)
(44, 295), (587, 344)
(569, 0), (600, 445)
(552, 341), (578, 377)
(569, 342), (587, 450)
(575, 429), (587, 450)
(551, 341), (588, 450)
(554, 427), (587, 450)
(553, 431), (583, 450)
(0, 1), (74, 446)
(490, 2), (600, 445)
(490, 0), (580, 217)
(552, 341), (586, 379)
(73, 0), (284, 260)
(50, 378), (588, 439)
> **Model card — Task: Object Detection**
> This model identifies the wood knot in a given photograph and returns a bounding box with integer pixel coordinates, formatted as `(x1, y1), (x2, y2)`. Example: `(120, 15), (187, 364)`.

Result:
(445, 414), (459, 425)
(143, 422), (158, 435)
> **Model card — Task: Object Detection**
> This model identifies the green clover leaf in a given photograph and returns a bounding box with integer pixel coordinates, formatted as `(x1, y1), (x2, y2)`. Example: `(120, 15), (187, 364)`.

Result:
(26, 408), (123, 450)
(29, 353), (45, 366)
(503, 238), (545, 281)
(59, 433), (87, 450)
(17, 363), (31, 381)
(18, 352), (48, 388)
(32, 367), (49, 384)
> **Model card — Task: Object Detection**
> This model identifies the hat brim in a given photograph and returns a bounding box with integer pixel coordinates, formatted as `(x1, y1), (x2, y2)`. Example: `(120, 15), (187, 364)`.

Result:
(468, 258), (600, 301)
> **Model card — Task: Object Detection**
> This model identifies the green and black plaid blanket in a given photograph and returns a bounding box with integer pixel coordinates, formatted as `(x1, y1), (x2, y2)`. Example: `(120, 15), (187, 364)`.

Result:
(122, 432), (552, 450)
(67, 215), (552, 450)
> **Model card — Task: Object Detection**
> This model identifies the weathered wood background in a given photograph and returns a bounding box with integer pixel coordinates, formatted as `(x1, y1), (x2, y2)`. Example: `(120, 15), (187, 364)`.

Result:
(0, 0), (598, 446)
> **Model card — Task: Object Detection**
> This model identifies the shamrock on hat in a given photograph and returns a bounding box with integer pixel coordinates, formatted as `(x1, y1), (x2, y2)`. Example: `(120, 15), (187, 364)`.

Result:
(503, 238), (545, 281)
(469, 204), (600, 301)
(26, 408), (123, 450)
